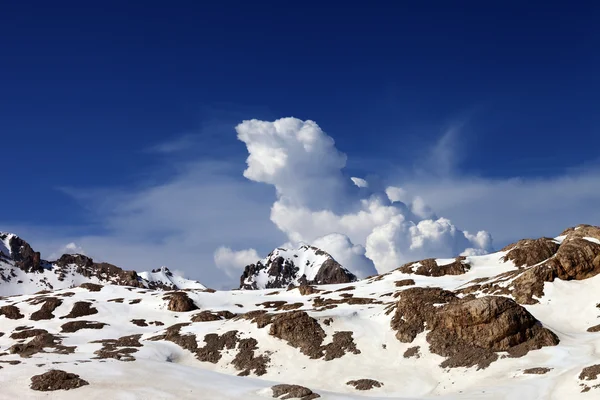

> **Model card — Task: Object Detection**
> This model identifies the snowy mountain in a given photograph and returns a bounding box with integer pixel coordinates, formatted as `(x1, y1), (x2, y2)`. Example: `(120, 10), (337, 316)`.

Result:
(1, 225), (600, 399)
(0, 232), (205, 296)
(239, 244), (357, 289)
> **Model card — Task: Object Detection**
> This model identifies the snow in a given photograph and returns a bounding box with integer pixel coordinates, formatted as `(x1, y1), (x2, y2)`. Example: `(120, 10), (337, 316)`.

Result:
(0, 232), (15, 257)
(1, 244), (599, 399)
(583, 236), (600, 245)
(138, 266), (206, 290)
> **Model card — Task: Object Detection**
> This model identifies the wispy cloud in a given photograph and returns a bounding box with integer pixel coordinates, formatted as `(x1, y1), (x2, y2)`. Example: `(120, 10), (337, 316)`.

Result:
(144, 134), (198, 154)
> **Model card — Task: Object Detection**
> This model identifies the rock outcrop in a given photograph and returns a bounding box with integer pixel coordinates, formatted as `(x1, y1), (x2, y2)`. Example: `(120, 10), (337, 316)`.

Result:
(30, 370), (89, 391)
(240, 245), (356, 290)
(391, 289), (559, 368)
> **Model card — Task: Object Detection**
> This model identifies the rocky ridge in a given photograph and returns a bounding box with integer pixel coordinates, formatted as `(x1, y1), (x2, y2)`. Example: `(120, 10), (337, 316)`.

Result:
(0, 225), (599, 399)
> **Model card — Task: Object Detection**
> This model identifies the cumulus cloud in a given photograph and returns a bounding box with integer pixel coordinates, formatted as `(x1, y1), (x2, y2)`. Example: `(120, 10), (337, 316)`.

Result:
(234, 117), (491, 274)
(48, 242), (86, 260)
(312, 233), (376, 278)
(214, 247), (260, 277)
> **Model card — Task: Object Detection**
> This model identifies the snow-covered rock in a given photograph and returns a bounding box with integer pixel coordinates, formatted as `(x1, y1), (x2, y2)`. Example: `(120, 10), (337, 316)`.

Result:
(0, 232), (205, 296)
(239, 244), (357, 289)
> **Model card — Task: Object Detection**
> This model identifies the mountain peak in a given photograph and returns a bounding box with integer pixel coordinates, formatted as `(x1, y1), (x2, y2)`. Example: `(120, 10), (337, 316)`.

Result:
(240, 244), (357, 290)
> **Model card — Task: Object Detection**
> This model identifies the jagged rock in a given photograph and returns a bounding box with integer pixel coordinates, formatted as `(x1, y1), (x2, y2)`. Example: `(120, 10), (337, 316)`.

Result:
(240, 245), (356, 290)
(30, 370), (88, 391)
(0, 234), (43, 273)
(460, 225), (600, 304)
(501, 238), (560, 267)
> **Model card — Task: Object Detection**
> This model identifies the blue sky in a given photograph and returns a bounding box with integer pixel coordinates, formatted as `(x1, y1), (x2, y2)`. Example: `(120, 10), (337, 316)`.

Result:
(1, 2), (599, 287)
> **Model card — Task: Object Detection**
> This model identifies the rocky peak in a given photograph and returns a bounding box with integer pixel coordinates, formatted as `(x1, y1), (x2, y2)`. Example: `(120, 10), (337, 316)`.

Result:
(240, 244), (357, 290)
(0, 232), (43, 273)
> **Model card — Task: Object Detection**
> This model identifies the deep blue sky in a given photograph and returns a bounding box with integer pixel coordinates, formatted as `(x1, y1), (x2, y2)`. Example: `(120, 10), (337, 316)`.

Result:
(1, 1), (599, 234)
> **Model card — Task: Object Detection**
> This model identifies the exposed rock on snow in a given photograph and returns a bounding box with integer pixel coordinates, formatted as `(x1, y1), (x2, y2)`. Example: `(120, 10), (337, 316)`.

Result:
(271, 384), (320, 399)
(0, 233), (205, 296)
(30, 369), (89, 391)
(346, 379), (383, 390)
(0, 225), (599, 399)
(240, 245), (356, 290)
(165, 292), (198, 312)
(501, 238), (560, 267)
(397, 257), (470, 277)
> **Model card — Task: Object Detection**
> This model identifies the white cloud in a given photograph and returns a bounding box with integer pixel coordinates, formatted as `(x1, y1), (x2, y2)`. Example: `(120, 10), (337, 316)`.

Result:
(214, 247), (260, 278)
(48, 242), (86, 260)
(312, 233), (376, 278)
(351, 177), (369, 188)
(235, 118), (490, 274)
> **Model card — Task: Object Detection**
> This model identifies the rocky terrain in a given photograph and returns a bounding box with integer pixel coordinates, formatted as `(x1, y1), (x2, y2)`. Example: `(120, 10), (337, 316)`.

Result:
(240, 245), (357, 290)
(1, 225), (600, 399)
(0, 232), (206, 296)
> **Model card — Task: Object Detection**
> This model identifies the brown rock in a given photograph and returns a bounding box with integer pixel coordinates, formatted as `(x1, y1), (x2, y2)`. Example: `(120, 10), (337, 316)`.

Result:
(30, 297), (63, 321)
(232, 337), (270, 376)
(587, 324), (600, 333)
(10, 328), (48, 340)
(91, 334), (142, 362)
(501, 238), (559, 267)
(191, 310), (236, 322)
(0, 305), (24, 319)
(269, 311), (325, 359)
(428, 296), (559, 369)
(397, 257), (470, 277)
(131, 319), (148, 327)
(197, 331), (239, 363)
(346, 379), (383, 390)
(271, 384), (320, 399)
(79, 283), (103, 292)
(10, 333), (75, 357)
(30, 370), (88, 391)
(390, 287), (457, 343)
(523, 367), (552, 375)
(580, 364), (600, 381)
(166, 292), (198, 312)
(395, 279), (415, 287)
(323, 331), (361, 360)
(60, 302), (98, 319)
(149, 323), (198, 353)
(403, 346), (420, 359)
(298, 285), (320, 295)
(61, 321), (107, 333)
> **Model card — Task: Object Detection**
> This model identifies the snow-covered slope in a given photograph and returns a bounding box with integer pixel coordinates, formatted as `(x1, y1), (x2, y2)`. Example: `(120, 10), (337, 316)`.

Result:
(0, 232), (205, 296)
(240, 244), (357, 289)
(1, 225), (600, 399)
